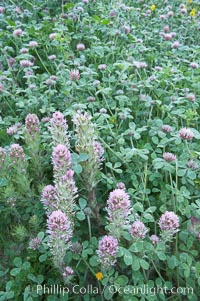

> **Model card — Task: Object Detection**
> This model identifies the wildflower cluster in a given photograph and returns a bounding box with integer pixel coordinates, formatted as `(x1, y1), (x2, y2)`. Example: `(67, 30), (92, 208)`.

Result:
(41, 112), (77, 274)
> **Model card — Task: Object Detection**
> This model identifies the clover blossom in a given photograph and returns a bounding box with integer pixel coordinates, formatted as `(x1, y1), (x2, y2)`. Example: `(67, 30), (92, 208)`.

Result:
(7, 123), (21, 136)
(162, 125), (172, 133)
(187, 160), (198, 170)
(20, 60), (33, 67)
(70, 69), (80, 81)
(29, 237), (42, 250)
(179, 128), (194, 141)
(159, 211), (179, 236)
(29, 41), (38, 48)
(13, 28), (23, 36)
(77, 43), (85, 51)
(163, 152), (176, 162)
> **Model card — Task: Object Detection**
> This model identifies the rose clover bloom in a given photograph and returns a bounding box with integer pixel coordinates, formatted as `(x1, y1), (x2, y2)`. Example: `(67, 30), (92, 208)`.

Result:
(13, 28), (23, 36)
(20, 60), (34, 67)
(159, 211), (179, 235)
(187, 160), (198, 170)
(76, 43), (85, 51)
(162, 125), (172, 133)
(29, 41), (38, 48)
(63, 266), (73, 276)
(7, 125), (18, 136)
(179, 128), (194, 141)
(163, 152), (176, 162)
(29, 237), (42, 250)
(70, 69), (80, 81)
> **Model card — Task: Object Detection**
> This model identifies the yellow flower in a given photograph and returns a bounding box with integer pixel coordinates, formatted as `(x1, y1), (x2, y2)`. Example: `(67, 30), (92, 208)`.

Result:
(190, 8), (196, 17)
(151, 4), (156, 11)
(187, 0), (192, 3)
(109, 116), (115, 124)
(96, 272), (103, 281)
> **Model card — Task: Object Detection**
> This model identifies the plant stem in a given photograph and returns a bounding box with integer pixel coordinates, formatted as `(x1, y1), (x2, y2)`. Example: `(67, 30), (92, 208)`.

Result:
(169, 172), (176, 212)
(82, 258), (104, 301)
(151, 259), (165, 282)
(35, 49), (50, 74)
(87, 215), (92, 240)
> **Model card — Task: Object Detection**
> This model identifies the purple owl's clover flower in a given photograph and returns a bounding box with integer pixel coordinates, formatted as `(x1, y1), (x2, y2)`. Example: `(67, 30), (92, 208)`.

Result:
(47, 210), (72, 269)
(106, 188), (131, 238)
(97, 235), (119, 268)
(52, 144), (71, 172)
(25, 113), (40, 135)
(41, 185), (58, 214)
(49, 111), (70, 147)
(9, 144), (25, 162)
(47, 210), (72, 241)
(130, 221), (148, 239)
